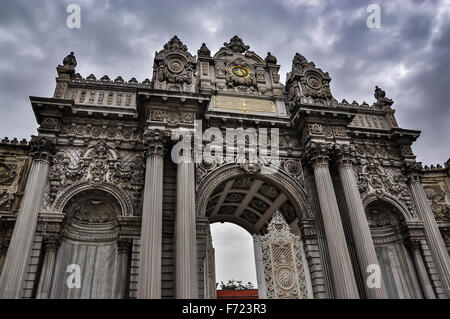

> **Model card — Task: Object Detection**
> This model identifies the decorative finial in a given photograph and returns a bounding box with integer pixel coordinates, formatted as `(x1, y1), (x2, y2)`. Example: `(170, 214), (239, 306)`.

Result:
(197, 43), (211, 58)
(265, 52), (277, 64)
(374, 85), (393, 108)
(224, 35), (249, 53)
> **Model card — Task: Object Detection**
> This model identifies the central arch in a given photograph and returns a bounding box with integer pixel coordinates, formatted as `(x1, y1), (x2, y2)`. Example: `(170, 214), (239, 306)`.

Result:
(196, 163), (314, 299)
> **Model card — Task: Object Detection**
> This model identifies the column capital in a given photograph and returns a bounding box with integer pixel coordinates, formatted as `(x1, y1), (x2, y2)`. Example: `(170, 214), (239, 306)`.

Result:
(336, 144), (356, 168)
(117, 238), (132, 254)
(405, 238), (422, 252)
(29, 136), (56, 164)
(43, 235), (60, 251)
(405, 162), (423, 183)
(143, 129), (170, 157)
(305, 142), (333, 167)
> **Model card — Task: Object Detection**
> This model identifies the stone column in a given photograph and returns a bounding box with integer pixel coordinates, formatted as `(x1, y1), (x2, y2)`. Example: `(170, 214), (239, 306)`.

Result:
(408, 167), (450, 297)
(407, 240), (436, 299)
(116, 239), (131, 299)
(306, 143), (359, 299)
(36, 236), (60, 299)
(137, 130), (166, 299)
(337, 145), (387, 299)
(175, 153), (198, 299)
(0, 136), (54, 299)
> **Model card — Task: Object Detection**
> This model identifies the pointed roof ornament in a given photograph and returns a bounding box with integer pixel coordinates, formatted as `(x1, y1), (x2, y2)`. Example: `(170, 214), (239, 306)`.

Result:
(163, 35), (188, 52)
(198, 43), (211, 58)
(267, 211), (291, 233)
(265, 52), (277, 64)
(224, 35), (249, 53)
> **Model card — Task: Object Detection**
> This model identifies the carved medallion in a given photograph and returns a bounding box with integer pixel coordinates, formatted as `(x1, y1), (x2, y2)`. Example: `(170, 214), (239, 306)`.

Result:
(167, 58), (185, 74)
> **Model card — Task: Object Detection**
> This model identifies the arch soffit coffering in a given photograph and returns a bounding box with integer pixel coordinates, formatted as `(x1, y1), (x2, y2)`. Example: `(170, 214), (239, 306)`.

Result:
(196, 163), (312, 222)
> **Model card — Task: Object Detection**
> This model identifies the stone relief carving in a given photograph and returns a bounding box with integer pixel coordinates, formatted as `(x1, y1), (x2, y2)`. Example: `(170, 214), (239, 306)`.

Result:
(44, 141), (144, 213)
(153, 36), (197, 93)
(0, 189), (14, 210)
(254, 211), (308, 299)
(356, 158), (416, 218)
(424, 185), (450, 223)
(0, 163), (17, 186)
(285, 52), (333, 107)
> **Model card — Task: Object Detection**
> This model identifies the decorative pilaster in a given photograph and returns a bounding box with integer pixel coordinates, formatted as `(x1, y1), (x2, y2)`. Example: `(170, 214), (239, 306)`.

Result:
(137, 129), (167, 299)
(175, 152), (198, 298)
(305, 143), (359, 299)
(0, 136), (54, 299)
(36, 236), (60, 299)
(337, 145), (387, 299)
(407, 166), (450, 297)
(116, 238), (132, 299)
(406, 239), (435, 299)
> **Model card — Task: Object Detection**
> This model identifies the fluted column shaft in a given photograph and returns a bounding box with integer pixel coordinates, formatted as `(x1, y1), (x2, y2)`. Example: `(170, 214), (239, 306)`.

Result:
(408, 241), (435, 299)
(116, 239), (131, 299)
(0, 157), (50, 299)
(176, 154), (198, 299)
(338, 148), (387, 299)
(409, 173), (450, 297)
(137, 130), (165, 299)
(308, 145), (359, 299)
(36, 236), (60, 299)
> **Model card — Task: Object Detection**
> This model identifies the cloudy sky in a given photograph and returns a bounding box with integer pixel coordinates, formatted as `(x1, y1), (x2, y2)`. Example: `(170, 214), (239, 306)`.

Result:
(1, 0), (449, 287)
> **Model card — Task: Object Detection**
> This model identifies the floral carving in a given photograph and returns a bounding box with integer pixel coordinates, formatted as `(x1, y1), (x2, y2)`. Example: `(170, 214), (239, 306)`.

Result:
(424, 185), (450, 223)
(254, 211), (308, 299)
(0, 189), (14, 210)
(47, 141), (144, 212)
(153, 36), (196, 92)
(356, 159), (415, 217)
(0, 163), (17, 186)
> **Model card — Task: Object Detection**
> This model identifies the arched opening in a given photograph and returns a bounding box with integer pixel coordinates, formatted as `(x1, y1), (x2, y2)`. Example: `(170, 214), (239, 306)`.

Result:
(366, 200), (423, 298)
(210, 222), (257, 296)
(46, 189), (127, 299)
(200, 171), (312, 299)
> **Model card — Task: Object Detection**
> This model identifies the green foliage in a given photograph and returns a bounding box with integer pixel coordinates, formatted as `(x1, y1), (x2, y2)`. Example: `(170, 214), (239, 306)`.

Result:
(218, 279), (255, 290)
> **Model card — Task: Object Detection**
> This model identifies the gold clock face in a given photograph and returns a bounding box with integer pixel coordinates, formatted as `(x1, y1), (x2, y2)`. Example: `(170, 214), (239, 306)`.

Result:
(231, 65), (250, 79)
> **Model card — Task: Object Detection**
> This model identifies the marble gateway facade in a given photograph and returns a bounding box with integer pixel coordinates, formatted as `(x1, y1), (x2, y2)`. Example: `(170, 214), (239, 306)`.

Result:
(0, 36), (449, 299)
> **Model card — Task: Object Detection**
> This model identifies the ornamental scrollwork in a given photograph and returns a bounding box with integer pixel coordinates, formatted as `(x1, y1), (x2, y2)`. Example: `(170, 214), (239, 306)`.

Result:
(46, 141), (144, 212)
(0, 189), (14, 210)
(153, 36), (197, 93)
(0, 163), (17, 186)
(254, 211), (308, 299)
(424, 185), (450, 223)
(356, 158), (416, 218)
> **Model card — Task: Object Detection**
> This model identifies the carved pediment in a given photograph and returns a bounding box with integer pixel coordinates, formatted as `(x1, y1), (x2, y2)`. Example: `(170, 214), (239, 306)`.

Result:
(152, 36), (197, 93)
(286, 52), (333, 106)
(208, 36), (283, 96)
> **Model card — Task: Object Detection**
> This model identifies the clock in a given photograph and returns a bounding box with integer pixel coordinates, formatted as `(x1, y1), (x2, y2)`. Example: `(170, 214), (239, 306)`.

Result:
(230, 65), (250, 79)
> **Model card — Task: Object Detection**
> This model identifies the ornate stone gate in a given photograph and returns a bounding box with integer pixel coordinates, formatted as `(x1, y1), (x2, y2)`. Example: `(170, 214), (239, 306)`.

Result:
(0, 35), (449, 299)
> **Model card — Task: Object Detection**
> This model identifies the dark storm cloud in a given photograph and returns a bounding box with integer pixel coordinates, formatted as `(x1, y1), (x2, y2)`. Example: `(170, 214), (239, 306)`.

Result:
(0, 0), (448, 165)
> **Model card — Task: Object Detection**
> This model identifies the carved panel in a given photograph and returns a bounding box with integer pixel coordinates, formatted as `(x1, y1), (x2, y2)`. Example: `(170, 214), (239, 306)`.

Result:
(253, 211), (308, 299)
